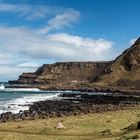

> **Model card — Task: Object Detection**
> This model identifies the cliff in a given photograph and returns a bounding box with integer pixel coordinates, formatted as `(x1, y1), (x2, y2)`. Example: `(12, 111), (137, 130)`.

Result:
(9, 37), (140, 91)
(9, 62), (111, 86)
(93, 37), (140, 90)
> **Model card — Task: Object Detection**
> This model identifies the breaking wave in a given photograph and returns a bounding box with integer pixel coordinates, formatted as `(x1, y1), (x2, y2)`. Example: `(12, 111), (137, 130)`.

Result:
(0, 84), (40, 92)
(0, 84), (60, 114)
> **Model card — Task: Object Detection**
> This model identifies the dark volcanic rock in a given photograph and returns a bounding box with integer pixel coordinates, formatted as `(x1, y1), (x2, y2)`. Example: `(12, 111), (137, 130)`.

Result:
(0, 112), (13, 122)
(0, 93), (140, 122)
(29, 93), (140, 117)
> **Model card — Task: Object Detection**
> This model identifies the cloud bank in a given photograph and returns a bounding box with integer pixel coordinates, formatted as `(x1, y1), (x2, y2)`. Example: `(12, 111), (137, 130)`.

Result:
(0, 3), (115, 81)
(0, 26), (113, 61)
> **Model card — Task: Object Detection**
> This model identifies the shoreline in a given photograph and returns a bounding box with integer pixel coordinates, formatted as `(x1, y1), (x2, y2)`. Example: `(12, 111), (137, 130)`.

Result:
(5, 83), (140, 95)
(0, 92), (140, 122)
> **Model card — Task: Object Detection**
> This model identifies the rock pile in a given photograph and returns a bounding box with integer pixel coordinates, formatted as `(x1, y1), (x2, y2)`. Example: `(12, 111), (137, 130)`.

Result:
(0, 93), (140, 122)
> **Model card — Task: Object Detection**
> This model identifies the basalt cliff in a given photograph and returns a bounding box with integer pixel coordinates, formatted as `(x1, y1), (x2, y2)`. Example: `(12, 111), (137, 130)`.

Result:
(9, 37), (140, 92)
(9, 61), (112, 90)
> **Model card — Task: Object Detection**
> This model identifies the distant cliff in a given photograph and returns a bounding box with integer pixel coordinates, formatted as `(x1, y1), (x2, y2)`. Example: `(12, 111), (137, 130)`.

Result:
(9, 62), (111, 86)
(9, 37), (140, 92)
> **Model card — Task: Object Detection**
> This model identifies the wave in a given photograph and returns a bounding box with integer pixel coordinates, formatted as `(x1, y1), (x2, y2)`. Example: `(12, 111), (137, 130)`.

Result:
(0, 93), (60, 114)
(5, 88), (40, 92)
(0, 84), (40, 92)
(0, 84), (5, 90)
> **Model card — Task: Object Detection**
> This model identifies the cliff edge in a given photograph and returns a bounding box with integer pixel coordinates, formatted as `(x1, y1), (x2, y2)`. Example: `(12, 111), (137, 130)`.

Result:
(9, 37), (140, 92)
(9, 61), (111, 86)
(92, 37), (140, 90)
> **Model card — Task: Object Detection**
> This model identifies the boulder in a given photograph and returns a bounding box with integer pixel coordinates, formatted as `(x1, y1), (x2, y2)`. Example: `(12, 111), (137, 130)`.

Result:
(55, 122), (65, 129)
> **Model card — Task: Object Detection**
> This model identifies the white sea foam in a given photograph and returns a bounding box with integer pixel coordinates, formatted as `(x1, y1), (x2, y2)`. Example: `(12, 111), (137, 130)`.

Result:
(0, 84), (41, 92)
(0, 84), (5, 90)
(7, 88), (40, 92)
(0, 92), (60, 114)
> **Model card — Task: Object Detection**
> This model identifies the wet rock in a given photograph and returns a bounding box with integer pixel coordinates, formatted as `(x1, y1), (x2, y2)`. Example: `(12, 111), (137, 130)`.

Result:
(0, 92), (140, 123)
(0, 112), (13, 121)
(20, 113), (27, 120)
(30, 111), (39, 120)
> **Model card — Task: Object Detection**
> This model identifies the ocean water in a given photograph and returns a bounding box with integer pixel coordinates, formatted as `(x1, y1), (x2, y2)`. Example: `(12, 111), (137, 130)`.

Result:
(0, 84), (108, 114)
(0, 84), (61, 114)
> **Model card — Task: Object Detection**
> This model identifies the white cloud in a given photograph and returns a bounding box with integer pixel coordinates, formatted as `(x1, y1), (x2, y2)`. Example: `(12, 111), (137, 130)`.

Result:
(48, 33), (113, 56)
(0, 2), (113, 81)
(0, 65), (36, 81)
(0, 4), (80, 33)
(0, 26), (114, 62)
(0, 53), (13, 64)
(17, 62), (39, 68)
(0, 3), (80, 23)
(0, 4), (53, 19)
(0, 3), (15, 11)
(0, 26), (114, 81)
(0, 3), (115, 81)
(39, 9), (80, 34)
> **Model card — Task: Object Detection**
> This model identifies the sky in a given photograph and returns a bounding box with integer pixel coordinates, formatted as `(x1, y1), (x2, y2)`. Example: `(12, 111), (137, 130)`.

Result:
(0, 0), (139, 81)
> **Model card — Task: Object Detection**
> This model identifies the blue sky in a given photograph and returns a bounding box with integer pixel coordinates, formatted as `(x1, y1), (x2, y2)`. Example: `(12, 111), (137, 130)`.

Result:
(0, 0), (139, 81)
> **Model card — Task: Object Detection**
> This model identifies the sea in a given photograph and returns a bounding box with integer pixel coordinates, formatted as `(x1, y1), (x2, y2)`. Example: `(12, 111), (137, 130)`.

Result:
(0, 82), (107, 114)
(0, 83), (63, 114)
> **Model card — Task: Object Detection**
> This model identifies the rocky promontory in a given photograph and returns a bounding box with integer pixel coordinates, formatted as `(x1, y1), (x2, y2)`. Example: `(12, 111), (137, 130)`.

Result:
(9, 61), (112, 87)
(9, 37), (140, 92)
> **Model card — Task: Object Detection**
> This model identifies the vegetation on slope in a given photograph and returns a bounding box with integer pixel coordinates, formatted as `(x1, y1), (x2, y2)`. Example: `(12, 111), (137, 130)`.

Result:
(0, 109), (140, 140)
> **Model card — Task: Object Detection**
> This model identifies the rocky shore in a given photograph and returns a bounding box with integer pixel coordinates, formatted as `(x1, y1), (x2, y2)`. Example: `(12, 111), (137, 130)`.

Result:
(0, 93), (140, 122)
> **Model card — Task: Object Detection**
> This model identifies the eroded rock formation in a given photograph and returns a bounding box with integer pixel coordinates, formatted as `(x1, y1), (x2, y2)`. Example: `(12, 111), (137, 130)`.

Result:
(9, 62), (111, 85)
(9, 37), (140, 91)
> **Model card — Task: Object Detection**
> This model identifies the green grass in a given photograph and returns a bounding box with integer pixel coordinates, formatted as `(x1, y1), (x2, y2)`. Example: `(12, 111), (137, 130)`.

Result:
(0, 109), (140, 140)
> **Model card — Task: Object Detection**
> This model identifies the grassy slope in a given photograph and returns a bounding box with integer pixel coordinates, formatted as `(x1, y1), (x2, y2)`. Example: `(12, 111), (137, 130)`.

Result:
(0, 109), (140, 140)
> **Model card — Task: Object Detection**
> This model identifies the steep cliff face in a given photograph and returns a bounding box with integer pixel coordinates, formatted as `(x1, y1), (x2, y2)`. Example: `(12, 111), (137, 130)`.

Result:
(9, 37), (140, 91)
(9, 62), (111, 85)
(93, 37), (140, 89)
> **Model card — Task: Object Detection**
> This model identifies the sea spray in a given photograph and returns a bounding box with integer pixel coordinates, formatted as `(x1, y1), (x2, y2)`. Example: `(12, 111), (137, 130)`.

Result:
(0, 89), (60, 114)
